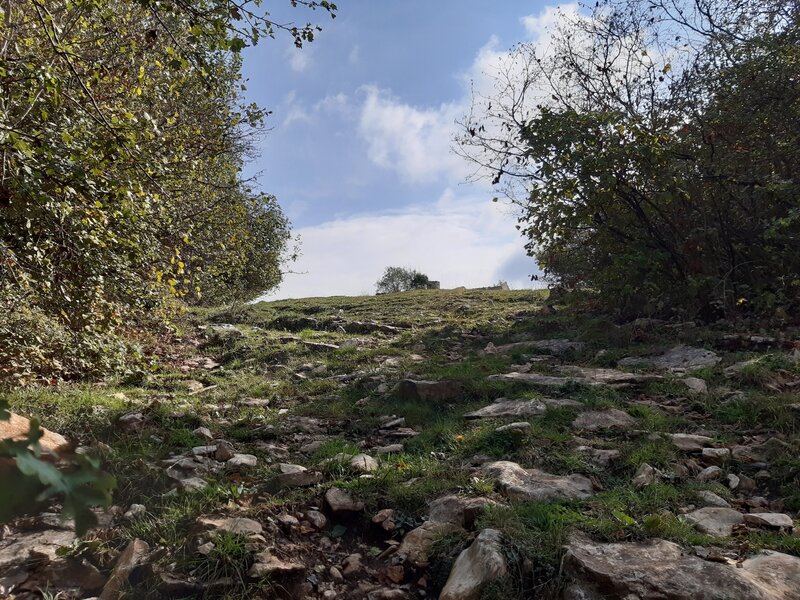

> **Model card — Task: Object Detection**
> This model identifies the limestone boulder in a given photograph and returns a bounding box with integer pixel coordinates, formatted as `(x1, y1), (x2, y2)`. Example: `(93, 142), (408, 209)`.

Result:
(563, 535), (800, 599)
(195, 515), (263, 538)
(428, 495), (497, 529)
(618, 346), (720, 371)
(482, 461), (593, 502)
(439, 529), (507, 600)
(671, 433), (714, 452)
(324, 487), (364, 514)
(681, 507), (744, 537)
(572, 409), (636, 432)
(396, 521), (461, 567)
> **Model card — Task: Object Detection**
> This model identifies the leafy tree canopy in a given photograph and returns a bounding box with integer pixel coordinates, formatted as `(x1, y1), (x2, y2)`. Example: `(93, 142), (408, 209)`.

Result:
(458, 0), (799, 319)
(376, 266), (435, 294)
(0, 0), (335, 382)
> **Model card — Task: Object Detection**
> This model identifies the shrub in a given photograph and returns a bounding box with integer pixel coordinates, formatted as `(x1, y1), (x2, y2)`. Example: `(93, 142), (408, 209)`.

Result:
(376, 266), (437, 294)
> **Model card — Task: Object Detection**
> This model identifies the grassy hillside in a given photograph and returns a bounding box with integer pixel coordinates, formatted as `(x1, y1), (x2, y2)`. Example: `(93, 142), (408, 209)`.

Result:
(3, 288), (799, 599)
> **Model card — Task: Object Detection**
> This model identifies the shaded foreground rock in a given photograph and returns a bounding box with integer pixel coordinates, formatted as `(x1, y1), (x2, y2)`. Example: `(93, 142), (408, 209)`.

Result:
(0, 412), (70, 455)
(99, 539), (149, 600)
(325, 487), (364, 514)
(482, 461), (593, 502)
(439, 529), (507, 600)
(0, 529), (78, 570)
(563, 535), (800, 599)
(396, 521), (461, 567)
(428, 495), (497, 528)
(248, 550), (304, 578)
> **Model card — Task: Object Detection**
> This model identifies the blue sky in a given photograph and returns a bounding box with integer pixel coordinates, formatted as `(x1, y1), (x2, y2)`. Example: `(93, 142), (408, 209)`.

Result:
(243, 1), (563, 298)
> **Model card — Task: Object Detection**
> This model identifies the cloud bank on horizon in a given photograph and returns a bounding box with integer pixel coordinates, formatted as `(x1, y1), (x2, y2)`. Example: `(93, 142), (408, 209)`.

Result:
(246, 2), (573, 300)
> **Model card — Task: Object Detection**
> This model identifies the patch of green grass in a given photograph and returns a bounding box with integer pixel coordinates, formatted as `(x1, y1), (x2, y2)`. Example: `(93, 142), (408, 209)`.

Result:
(570, 385), (621, 409)
(592, 483), (684, 516)
(6, 386), (129, 437)
(122, 486), (232, 550)
(538, 406), (581, 431)
(706, 391), (798, 432)
(167, 427), (203, 449)
(639, 512), (712, 544)
(398, 417), (462, 455)
(626, 405), (670, 431)
(622, 437), (677, 469)
(729, 353), (800, 387)
(310, 438), (362, 462)
(578, 317), (632, 349)
(746, 530), (800, 556)
(187, 531), (254, 592)
(452, 422), (528, 459)
(335, 456), (480, 515)
(475, 502), (599, 597)
(423, 355), (516, 396)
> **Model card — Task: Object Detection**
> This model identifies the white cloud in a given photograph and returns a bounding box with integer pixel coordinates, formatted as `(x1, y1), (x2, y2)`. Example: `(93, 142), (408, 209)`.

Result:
(281, 91), (353, 127)
(314, 93), (352, 115)
(357, 86), (469, 184)
(355, 4), (578, 185)
(348, 44), (361, 64)
(521, 4), (577, 39)
(287, 46), (313, 72)
(261, 190), (539, 300)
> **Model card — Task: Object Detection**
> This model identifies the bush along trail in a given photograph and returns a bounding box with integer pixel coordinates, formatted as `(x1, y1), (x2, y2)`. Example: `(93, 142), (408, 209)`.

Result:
(2, 289), (800, 600)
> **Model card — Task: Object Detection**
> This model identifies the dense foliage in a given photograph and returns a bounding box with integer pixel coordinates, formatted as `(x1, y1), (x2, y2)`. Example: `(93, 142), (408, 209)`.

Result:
(458, 0), (799, 319)
(0, 0), (334, 382)
(375, 266), (436, 294)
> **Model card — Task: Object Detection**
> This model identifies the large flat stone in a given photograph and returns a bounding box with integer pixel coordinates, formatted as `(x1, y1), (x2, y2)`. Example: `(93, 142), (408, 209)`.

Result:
(0, 529), (78, 569)
(563, 535), (800, 599)
(484, 339), (584, 355)
(559, 366), (661, 385)
(464, 398), (581, 420)
(572, 409), (636, 431)
(488, 368), (657, 389)
(464, 399), (547, 419)
(195, 516), (263, 537)
(482, 461), (593, 502)
(487, 372), (578, 388)
(671, 433), (714, 452)
(681, 507), (744, 537)
(618, 346), (720, 371)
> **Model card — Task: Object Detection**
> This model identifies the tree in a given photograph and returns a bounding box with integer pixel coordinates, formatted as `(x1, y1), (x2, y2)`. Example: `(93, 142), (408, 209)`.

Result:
(376, 267), (434, 294)
(0, 0), (336, 381)
(457, 0), (799, 318)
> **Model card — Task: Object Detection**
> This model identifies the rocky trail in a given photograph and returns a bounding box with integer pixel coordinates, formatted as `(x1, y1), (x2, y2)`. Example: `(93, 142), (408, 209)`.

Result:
(2, 289), (800, 599)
